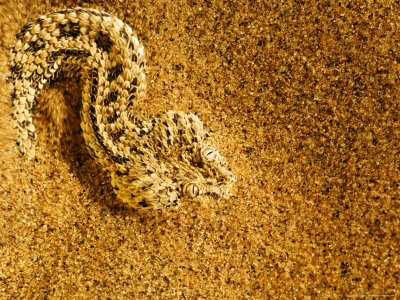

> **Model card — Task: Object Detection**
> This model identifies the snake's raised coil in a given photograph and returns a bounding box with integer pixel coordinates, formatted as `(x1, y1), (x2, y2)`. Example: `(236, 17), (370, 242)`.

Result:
(9, 8), (234, 209)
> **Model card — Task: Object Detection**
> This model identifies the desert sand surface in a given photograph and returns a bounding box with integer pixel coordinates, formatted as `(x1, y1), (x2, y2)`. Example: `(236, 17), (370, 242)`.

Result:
(0, 0), (399, 298)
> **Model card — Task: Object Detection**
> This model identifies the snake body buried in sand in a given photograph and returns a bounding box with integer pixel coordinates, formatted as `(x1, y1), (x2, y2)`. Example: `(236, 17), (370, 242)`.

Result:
(9, 8), (234, 210)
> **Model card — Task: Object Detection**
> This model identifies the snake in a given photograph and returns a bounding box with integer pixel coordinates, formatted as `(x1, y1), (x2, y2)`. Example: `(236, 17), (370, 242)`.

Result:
(8, 8), (235, 210)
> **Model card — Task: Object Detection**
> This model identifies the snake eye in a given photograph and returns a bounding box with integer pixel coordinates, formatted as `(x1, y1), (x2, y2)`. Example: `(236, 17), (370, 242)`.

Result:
(201, 147), (219, 162)
(184, 183), (200, 198)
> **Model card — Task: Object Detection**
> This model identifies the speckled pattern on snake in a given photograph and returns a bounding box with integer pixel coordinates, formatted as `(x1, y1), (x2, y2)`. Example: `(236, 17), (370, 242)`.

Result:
(8, 8), (235, 209)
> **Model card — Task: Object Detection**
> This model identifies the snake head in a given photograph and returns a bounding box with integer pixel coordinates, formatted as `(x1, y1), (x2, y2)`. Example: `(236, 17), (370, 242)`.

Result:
(111, 111), (235, 210)
(151, 111), (235, 205)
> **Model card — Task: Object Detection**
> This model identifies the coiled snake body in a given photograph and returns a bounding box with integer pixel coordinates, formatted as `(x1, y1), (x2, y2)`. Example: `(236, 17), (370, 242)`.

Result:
(9, 8), (234, 209)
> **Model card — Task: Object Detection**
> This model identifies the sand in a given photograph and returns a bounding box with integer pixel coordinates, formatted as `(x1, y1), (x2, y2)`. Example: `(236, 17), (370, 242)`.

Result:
(0, 0), (399, 298)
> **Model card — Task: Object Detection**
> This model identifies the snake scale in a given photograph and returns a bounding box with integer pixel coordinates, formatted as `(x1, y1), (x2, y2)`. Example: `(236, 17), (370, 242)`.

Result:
(8, 8), (234, 209)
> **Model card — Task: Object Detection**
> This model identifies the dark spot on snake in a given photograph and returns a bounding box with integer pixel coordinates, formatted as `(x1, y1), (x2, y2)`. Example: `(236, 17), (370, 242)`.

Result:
(94, 131), (107, 154)
(146, 169), (154, 175)
(139, 62), (145, 69)
(59, 21), (81, 38)
(109, 91), (118, 102)
(205, 191), (219, 199)
(131, 53), (137, 62)
(47, 51), (61, 64)
(131, 77), (138, 86)
(173, 114), (178, 125)
(89, 113), (96, 124)
(16, 23), (33, 39)
(128, 94), (136, 102)
(108, 64), (123, 82)
(116, 170), (129, 176)
(92, 129), (111, 154)
(10, 90), (17, 101)
(129, 86), (137, 94)
(97, 132), (111, 154)
(28, 70), (42, 87)
(87, 144), (97, 158)
(195, 161), (204, 168)
(27, 38), (46, 52)
(111, 155), (129, 164)
(91, 10), (100, 16)
(90, 68), (99, 102)
(91, 70), (99, 85)
(9, 63), (23, 80)
(95, 31), (113, 52)
(104, 91), (117, 106)
(28, 132), (37, 139)
(192, 137), (198, 143)
(107, 111), (118, 123)
(132, 116), (143, 127)
(139, 129), (146, 137)
(166, 129), (171, 138)
(138, 199), (149, 208)
(111, 130), (125, 141)
(121, 27), (129, 41)
(101, 11), (111, 17)
(64, 49), (90, 57)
